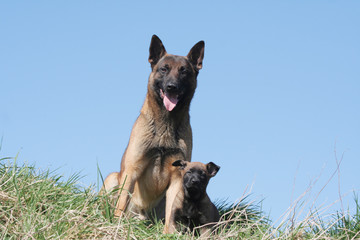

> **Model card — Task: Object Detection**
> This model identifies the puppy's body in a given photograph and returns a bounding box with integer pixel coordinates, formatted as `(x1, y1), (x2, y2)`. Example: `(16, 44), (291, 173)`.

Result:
(101, 35), (205, 222)
(172, 190), (219, 233)
(165, 161), (220, 235)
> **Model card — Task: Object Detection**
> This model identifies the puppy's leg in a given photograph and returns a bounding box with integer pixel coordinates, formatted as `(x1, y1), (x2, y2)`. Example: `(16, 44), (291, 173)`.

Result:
(199, 226), (212, 238)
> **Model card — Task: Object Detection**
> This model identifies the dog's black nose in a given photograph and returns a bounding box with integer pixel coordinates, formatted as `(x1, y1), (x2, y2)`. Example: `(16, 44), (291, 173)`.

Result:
(166, 83), (178, 92)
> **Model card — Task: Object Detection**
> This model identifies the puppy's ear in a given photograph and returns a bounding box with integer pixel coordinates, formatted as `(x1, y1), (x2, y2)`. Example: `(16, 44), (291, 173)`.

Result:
(172, 160), (187, 169)
(149, 35), (167, 69)
(187, 40), (205, 71)
(206, 162), (220, 177)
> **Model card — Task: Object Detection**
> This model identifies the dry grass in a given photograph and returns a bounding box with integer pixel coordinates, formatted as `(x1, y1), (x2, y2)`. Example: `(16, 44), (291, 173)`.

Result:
(1, 154), (359, 239)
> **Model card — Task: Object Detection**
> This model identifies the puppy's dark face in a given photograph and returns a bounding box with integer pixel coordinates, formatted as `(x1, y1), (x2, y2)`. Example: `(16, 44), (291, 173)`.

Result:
(182, 164), (208, 200)
(148, 35), (205, 112)
(172, 161), (220, 200)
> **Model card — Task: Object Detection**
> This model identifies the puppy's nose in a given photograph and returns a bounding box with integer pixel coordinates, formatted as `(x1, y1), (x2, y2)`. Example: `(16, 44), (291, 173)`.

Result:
(166, 83), (178, 92)
(191, 178), (198, 184)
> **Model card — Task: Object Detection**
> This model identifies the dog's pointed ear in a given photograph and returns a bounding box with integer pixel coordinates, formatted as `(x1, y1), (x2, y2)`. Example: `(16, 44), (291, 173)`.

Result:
(187, 40), (205, 71)
(149, 35), (167, 69)
(172, 160), (187, 169)
(206, 162), (220, 177)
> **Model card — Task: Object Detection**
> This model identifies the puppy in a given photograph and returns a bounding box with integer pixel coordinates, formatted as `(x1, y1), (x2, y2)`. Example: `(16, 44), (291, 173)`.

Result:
(164, 160), (220, 235)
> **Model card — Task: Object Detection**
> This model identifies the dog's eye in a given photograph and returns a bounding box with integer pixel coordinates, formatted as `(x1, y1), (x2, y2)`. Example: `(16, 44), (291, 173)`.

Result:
(160, 67), (167, 74)
(179, 66), (187, 74)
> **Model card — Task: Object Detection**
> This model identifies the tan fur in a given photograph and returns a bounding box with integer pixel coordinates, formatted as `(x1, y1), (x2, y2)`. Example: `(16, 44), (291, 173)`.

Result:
(100, 172), (120, 206)
(101, 35), (205, 222)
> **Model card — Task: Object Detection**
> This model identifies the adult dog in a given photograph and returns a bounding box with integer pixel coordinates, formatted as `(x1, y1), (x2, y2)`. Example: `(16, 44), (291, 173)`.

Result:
(102, 35), (205, 224)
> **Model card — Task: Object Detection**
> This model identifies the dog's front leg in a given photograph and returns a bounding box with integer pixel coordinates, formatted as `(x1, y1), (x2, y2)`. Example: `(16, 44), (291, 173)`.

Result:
(163, 177), (182, 234)
(114, 169), (137, 217)
(114, 151), (146, 217)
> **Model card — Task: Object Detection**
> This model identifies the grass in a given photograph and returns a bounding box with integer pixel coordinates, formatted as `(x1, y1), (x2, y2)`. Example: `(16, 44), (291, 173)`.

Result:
(1, 155), (359, 239)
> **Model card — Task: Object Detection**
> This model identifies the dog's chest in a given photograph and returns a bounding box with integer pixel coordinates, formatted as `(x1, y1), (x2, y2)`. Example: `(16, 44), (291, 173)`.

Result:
(153, 122), (178, 147)
(146, 120), (187, 155)
(140, 117), (189, 182)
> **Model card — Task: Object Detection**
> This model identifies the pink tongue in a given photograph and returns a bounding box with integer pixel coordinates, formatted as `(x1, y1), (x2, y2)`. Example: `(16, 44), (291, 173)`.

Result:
(163, 93), (178, 111)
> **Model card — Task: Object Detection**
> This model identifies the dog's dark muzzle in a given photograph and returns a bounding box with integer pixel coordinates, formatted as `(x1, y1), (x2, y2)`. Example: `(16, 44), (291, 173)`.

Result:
(159, 81), (183, 112)
(165, 82), (179, 93)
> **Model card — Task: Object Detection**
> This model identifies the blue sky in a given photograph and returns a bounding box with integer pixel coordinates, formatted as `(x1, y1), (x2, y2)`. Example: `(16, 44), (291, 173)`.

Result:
(1, 1), (359, 222)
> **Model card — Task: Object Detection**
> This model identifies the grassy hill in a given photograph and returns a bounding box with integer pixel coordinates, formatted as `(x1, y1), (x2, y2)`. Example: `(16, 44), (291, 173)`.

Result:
(1, 155), (359, 239)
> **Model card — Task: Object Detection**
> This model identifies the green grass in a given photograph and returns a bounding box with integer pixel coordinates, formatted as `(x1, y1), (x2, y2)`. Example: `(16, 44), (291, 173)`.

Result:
(1, 155), (359, 239)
